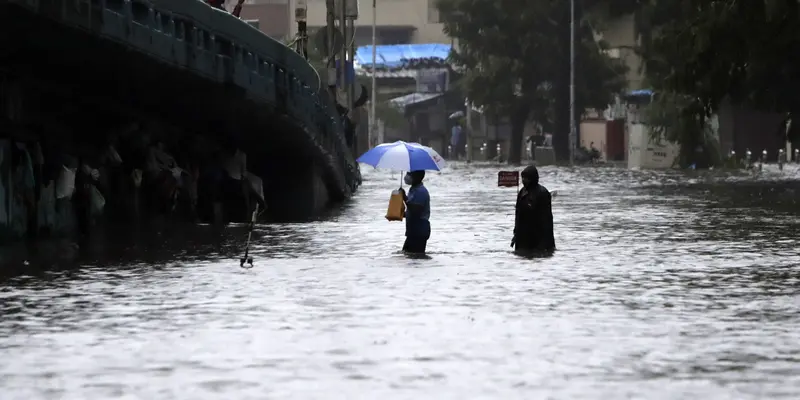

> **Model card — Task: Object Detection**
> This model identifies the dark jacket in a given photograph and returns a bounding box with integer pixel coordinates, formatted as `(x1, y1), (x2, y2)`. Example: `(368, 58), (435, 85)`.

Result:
(514, 184), (555, 251)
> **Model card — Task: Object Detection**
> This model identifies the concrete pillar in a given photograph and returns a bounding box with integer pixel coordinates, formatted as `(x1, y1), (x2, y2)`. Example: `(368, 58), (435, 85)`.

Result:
(266, 162), (329, 221)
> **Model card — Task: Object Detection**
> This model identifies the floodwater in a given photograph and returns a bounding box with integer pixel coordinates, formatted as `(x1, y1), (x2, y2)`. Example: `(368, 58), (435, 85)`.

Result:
(1, 163), (800, 399)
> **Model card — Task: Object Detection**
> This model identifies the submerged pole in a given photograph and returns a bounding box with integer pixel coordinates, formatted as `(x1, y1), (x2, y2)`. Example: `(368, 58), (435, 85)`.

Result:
(568, 0), (576, 165)
(369, 0), (377, 149)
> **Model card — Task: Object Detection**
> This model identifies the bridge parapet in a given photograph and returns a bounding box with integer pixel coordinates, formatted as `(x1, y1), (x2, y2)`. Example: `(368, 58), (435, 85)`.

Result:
(4, 0), (360, 196)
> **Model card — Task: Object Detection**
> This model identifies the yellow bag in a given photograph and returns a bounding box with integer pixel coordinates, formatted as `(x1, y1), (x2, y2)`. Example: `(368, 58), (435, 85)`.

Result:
(385, 189), (405, 221)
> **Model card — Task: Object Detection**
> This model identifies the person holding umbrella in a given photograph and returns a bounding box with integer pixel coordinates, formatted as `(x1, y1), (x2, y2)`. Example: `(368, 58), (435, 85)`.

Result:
(398, 170), (430, 254)
(356, 141), (446, 255)
(449, 111), (465, 159)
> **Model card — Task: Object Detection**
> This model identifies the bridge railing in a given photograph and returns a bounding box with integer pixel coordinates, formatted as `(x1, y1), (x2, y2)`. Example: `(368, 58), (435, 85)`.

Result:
(7, 0), (360, 193)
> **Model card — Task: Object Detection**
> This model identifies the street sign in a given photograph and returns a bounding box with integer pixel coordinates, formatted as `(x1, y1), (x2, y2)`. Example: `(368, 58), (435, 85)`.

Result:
(498, 171), (519, 187)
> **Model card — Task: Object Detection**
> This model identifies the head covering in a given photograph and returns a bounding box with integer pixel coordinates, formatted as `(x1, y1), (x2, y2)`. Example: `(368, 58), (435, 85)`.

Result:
(409, 170), (425, 183)
(521, 165), (539, 185)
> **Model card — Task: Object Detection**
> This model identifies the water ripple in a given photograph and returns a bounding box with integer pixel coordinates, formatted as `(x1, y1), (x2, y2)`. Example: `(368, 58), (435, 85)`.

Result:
(1, 164), (799, 399)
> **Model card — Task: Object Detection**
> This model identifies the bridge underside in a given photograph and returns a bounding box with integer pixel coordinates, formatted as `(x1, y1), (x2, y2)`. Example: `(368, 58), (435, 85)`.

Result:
(0, 4), (342, 223)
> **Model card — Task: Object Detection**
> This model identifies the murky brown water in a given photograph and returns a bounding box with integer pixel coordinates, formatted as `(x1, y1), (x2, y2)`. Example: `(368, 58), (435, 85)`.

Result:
(1, 163), (800, 399)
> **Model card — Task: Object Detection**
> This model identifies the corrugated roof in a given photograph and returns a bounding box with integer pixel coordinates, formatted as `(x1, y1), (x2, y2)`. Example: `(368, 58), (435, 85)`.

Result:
(627, 89), (653, 97)
(354, 43), (452, 69)
(355, 68), (449, 79)
(388, 92), (444, 109)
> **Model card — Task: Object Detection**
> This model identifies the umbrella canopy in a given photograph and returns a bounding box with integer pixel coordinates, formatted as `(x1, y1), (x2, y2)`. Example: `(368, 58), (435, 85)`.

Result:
(449, 110), (465, 120)
(357, 141), (446, 171)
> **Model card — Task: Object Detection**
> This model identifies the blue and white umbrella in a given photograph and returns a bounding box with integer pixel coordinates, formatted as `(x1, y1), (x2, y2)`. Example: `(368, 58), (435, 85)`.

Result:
(357, 141), (446, 172)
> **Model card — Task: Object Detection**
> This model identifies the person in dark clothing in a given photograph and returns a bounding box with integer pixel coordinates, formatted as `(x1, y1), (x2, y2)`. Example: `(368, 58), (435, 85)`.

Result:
(511, 165), (555, 254)
(398, 170), (431, 254)
(207, 0), (225, 10)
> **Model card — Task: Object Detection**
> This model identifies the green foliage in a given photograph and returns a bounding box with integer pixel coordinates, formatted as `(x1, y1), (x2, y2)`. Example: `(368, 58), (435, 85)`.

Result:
(644, 92), (719, 167)
(605, 1), (800, 162)
(633, 1), (800, 117)
(437, 0), (628, 162)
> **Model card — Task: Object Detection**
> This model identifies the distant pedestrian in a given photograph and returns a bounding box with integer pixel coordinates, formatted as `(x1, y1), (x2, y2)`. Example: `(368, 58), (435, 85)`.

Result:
(450, 121), (463, 159)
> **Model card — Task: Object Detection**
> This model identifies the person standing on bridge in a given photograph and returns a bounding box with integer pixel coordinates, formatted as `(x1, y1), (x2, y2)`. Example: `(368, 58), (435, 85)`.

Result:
(207, 0), (225, 10)
(511, 165), (555, 255)
(398, 170), (430, 254)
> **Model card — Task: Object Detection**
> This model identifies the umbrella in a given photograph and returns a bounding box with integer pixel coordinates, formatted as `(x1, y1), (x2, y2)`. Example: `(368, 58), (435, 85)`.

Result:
(449, 111), (464, 120)
(357, 141), (446, 173)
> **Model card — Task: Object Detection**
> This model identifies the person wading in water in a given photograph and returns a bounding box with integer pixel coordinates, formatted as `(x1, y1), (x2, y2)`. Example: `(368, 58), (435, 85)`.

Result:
(511, 165), (555, 255)
(398, 170), (430, 254)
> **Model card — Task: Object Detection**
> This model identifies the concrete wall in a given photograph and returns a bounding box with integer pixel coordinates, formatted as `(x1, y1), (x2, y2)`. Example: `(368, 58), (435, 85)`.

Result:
(627, 123), (679, 169)
(237, 0), (291, 39)
(596, 13), (643, 90)
(0, 140), (78, 242)
(717, 100), (786, 160)
(266, 162), (330, 221)
(293, 0), (448, 44)
(580, 121), (607, 161)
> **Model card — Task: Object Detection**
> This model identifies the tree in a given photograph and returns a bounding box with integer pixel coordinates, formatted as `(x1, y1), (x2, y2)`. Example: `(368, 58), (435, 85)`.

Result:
(438, 0), (627, 163)
(628, 0), (800, 157)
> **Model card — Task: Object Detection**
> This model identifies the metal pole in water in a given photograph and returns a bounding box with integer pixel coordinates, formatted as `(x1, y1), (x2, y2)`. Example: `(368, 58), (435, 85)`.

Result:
(240, 203), (259, 268)
(466, 98), (473, 162)
(325, 0), (335, 74)
(339, 0), (347, 99)
(568, 0), (576, 165)
(346, 19), (355, 110)
(369, 0), (377, 149)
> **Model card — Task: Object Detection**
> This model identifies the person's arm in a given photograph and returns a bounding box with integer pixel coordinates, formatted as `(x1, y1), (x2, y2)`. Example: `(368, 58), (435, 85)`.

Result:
(405, 189), (425, 214)
(145, 147), (162, 174)
(512, 191), (523, 247)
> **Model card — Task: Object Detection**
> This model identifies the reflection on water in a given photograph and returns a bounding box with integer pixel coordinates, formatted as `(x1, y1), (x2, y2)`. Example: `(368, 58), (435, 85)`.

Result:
(1, 163), (799, 399)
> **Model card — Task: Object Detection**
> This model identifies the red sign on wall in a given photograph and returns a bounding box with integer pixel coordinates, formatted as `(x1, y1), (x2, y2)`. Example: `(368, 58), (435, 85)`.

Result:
(497, 171), (519, 187)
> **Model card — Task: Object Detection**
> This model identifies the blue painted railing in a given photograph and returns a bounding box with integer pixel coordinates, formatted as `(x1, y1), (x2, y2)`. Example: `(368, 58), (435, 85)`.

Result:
(4, 0), (359, 195)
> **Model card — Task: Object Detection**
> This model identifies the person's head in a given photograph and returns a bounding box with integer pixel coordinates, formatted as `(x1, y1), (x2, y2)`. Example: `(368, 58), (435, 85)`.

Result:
(521, 165), (539, 188)
(218, 133), (238, 153)
(404, 170), (425, 186)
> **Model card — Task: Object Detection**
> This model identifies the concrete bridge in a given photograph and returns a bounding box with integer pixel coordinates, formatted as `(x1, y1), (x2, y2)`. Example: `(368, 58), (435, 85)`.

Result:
(0, 0), (361, 242)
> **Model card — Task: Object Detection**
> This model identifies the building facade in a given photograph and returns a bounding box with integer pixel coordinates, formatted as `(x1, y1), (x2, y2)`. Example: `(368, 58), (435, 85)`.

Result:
(594, 13), (643, 90)
(236, 0), (293, 39)
(292, 0), (448, 45)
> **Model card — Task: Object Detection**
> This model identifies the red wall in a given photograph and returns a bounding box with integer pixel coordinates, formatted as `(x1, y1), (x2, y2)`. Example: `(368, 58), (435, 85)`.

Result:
(605, 119), (625, 161)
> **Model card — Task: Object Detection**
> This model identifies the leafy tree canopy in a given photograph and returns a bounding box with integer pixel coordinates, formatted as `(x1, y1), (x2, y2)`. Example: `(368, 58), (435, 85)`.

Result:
(437, 0), (628, 162)
(595, 0), (800, 159)
(628, 1), (800, 116)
